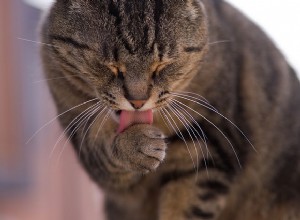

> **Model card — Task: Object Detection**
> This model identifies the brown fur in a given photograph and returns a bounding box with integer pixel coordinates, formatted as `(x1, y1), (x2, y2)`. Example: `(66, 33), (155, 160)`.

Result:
(40, 0), (300, 219)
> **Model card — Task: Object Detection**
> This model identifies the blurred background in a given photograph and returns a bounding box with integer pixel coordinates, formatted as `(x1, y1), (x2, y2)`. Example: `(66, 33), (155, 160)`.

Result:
(0, 0), (299, 220)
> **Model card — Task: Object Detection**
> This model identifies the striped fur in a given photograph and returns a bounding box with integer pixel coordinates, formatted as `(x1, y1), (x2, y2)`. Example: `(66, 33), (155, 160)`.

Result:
(41, 0), (300, 219)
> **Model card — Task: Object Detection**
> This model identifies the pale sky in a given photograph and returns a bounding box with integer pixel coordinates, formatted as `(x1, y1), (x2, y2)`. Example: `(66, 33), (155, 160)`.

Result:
(25, 0), (300, 75)
(227, 0), (300, 75)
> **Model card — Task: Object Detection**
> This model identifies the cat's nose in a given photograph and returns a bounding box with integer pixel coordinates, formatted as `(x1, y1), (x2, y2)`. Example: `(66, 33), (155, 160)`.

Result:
(129, 100), (147, 109)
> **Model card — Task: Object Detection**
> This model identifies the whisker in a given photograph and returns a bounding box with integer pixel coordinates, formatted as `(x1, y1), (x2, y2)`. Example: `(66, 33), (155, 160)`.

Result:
(32, 75), (80, 84)
(167, 104), (201, 178)
(208, 40), (232, 46)
(49, 102), (102, 160)
(160, 108), (183, 142)
(171, 99), (208, 145)
(65, 105), (103, 148)
(173, 91), (210, 104)
(170, 100), (213, 159)
(173, 99), (242, 168)
(161, 107), (196, 170)
(56, 105), (105, 165)
(26, 98), (99, 144)
(172, 94), (256, 152)
(17, 37), (57, 48)
(92, 109), (113, 146)
(158, 109), (174, 136)
(171, 92), (218, 112)
(79, 107), (108, 158)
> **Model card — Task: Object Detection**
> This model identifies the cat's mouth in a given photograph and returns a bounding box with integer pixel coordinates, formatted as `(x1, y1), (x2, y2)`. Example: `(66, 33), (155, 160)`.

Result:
(112, 110), (154, 133)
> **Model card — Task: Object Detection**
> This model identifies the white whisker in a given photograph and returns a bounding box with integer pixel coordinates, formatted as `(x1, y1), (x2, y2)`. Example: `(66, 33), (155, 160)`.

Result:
(17, 37), (57, 47)
(171, 92), (218, 112)
(172, 93), (256, 152)
(208, 40), (232, 46)
(171, 100), (215, 167)
(79, 107), (108, 157)
(161, 107), (196, 170)
(56, 105), (105, 165)
(174, 91), (210, 104)
(167, 104), (201, 178)
(49, 102), (102, 160)
(160, 108), (183, 141)
(92, 110), (113, 146)
(171, 100), (208, 150)
(158, 109), (174, 136)
(174, 99), (242, 168)
(26, 98), (99, 144)
(32, 75), (80, 84)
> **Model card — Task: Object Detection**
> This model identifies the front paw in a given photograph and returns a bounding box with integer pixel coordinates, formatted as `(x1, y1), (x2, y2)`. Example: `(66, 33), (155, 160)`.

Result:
(113, 124), (167, 173)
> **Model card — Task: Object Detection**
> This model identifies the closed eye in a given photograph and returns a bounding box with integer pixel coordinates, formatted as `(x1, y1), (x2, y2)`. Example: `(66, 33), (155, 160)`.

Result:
(184, 46), (202, 53)
(156, 64), (168, 72)
(107, 65), (125, 79)
(151, 61), (173, 77)
(49, 35), (93, 51)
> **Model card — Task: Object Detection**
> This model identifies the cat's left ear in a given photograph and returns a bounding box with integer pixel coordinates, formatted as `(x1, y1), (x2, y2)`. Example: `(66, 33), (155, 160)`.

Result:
(184, 0), (206, 20)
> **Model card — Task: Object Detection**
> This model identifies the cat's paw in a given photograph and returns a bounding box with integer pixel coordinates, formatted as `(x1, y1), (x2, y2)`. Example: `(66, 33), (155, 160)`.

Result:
(113, 124), (167, 173)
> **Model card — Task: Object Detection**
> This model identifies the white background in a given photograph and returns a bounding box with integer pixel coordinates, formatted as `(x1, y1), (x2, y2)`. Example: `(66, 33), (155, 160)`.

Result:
(25, 0), (300, 75)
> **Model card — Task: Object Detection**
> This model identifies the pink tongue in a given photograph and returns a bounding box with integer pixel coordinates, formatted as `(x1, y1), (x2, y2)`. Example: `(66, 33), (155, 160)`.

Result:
(117, 110), (153, 133)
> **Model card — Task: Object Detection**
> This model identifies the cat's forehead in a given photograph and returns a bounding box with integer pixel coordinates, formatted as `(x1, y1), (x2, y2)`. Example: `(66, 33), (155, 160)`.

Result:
(51, 0), (207, 62)
(65, 1), (205, 44)
(66, 0), (204, 21)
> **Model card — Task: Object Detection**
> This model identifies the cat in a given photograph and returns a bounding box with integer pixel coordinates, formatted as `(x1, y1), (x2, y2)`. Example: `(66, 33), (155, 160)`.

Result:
(40, 0), (300, 219)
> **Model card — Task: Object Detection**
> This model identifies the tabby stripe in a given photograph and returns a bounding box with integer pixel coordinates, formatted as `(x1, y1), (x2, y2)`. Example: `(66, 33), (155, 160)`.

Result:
(168, 42), (178, 57)
(195, 119), (237, 174)
(198, 180), (229, 194)
(91, 151), (108, 175)
(158, 44), (165, 61)
(220, 125), (248, 167)
(50, 35), (92, 50)
(198, 158), (232, 173)
(198, 192), (217, 201)
(143, 25), (150, 47)
(68, 125), (111, 178)
(190, 206), (214, 219)
(160, 158), (231, 187)
(184, 47), (202, 53)
(160, 169), (195, 186)
(153, 0), (164, 49)
(102, 42), (109, 59)
(51, 47), (80, 72)
(79, 147), (108, 180)
(108, 1), (135, 54)
(207, 135), (236, 175)
(168, 122), (237, 175)
(113, 47), (119, 62)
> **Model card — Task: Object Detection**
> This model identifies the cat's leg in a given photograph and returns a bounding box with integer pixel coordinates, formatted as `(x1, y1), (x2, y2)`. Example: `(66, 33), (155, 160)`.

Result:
(75, 122), (167, 190)
(158, 171), (230, 220)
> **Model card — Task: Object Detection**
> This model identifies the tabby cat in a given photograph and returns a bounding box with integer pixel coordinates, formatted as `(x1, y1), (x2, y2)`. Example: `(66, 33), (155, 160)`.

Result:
(40, 0), (300, 219)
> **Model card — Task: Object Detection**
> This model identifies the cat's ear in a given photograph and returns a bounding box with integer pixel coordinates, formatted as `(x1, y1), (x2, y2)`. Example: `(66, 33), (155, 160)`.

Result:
(184, 0), (206, 20)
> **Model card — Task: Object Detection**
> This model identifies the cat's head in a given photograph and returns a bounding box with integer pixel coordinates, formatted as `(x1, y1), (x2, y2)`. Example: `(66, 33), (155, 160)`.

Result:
(44, 0), (208, 112)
